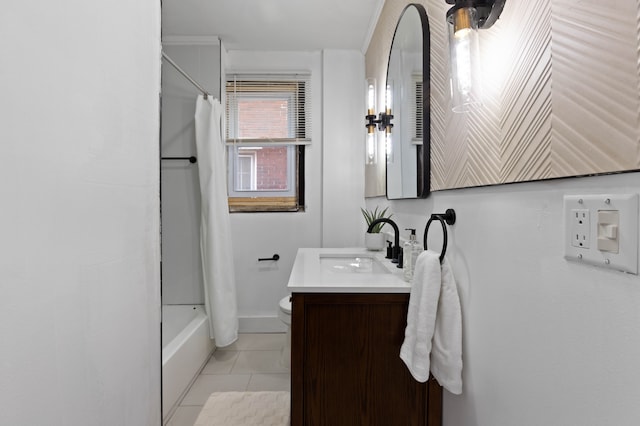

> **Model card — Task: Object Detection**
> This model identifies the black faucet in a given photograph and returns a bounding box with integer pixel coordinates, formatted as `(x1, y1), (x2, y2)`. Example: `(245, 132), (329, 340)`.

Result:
(367, 218), (401, 264)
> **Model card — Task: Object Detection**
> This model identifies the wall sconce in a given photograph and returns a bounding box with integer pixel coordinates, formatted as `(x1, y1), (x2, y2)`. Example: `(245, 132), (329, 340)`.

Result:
(445, 0), (506, 112)
(365, 79), (394, 163)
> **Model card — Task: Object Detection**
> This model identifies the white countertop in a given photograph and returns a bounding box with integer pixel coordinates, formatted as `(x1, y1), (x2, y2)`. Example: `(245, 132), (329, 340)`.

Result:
(287, 247), (411, 293)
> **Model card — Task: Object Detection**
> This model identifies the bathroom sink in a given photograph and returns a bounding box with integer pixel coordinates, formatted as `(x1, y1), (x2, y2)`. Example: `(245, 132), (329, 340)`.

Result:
(288, 248), (409, 293)
(319, 253), (390, 274)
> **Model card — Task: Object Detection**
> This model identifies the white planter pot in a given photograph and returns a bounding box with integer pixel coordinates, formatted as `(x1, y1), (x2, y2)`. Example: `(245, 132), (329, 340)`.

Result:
(365, 232), (385, 251)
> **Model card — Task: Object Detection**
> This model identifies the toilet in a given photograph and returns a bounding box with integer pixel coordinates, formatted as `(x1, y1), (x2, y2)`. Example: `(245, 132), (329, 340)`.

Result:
(278, 295), (292, 368)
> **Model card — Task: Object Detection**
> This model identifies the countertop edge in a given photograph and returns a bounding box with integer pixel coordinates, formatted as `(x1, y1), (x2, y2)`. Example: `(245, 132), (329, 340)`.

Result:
(286, 247), (411, 294)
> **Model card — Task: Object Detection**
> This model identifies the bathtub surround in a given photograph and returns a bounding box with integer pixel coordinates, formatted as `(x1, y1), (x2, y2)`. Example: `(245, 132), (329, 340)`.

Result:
(162, 305), (215, 421)
(161, 40), (225, 425)
(195, 96), (239, 347)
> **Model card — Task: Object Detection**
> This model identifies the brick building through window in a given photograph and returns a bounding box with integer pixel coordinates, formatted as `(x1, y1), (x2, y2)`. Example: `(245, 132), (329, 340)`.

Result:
(236, 99), (289, 191)
(225, 75), (310, 212)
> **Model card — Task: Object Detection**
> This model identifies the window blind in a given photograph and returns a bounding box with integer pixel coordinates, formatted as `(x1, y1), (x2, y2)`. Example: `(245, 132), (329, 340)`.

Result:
(225, 74), (312, 146)
(411, 75), (423, 145)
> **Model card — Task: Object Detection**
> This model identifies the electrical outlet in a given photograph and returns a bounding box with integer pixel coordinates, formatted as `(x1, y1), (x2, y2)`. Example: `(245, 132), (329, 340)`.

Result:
(571, 209), (590, 248)
(564, 194), (639, 274)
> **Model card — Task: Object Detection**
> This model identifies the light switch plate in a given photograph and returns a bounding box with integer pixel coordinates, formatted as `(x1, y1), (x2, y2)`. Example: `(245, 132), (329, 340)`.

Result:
(564, 194), (638, 274)
(597, 210), (619, 253)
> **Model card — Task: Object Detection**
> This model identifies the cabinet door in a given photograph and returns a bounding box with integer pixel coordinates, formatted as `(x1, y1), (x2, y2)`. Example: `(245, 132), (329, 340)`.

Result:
(291, 293), (442, 426)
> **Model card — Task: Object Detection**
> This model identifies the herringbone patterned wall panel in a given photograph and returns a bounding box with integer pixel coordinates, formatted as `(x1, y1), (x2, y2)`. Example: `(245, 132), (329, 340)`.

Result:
(497, 1), (553, 184)
(551, 0), (640, 177)
(365, 0), (640, 195)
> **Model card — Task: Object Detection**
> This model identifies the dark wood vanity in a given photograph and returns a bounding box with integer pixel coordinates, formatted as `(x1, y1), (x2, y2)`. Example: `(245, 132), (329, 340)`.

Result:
(290, 293), (442, 426)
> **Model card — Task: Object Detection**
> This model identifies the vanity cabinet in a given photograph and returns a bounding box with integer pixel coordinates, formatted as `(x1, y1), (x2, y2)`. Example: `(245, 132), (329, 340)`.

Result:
(290, 293), (442, 426)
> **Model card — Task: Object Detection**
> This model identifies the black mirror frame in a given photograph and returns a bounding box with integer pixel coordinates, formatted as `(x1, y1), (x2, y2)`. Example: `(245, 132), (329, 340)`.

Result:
(385, 3), (431, 199)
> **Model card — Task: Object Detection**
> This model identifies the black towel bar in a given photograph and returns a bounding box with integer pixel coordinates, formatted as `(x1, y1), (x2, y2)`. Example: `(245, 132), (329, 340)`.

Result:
(258, 254), (280, 262)
(423, 209), (456, 263)
(161, 156), (197, 163)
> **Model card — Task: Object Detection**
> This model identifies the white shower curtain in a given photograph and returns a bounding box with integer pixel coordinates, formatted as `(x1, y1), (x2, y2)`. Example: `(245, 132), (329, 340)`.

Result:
(194, 95), (238, 347)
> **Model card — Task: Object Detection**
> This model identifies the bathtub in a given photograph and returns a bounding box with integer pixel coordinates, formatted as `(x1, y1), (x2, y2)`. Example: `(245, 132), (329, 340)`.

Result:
(162, 305), (215, 421)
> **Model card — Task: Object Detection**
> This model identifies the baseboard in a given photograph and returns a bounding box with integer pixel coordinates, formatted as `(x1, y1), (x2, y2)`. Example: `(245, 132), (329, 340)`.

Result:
(238, 316), (287, 333)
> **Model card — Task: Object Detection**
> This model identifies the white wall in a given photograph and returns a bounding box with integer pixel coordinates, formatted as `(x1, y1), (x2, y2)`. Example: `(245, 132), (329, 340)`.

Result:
(161, 41), (220, 304)
(367, 172), (640, 425)
(322, 50), (367, 248)
(0, 2), (161, 425)
(225, 49), (365, 331)
(225, 51), (323, 331)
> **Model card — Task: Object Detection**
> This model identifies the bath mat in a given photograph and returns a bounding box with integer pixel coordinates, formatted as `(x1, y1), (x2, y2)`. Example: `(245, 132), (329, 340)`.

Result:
(194, 391), (290, 426)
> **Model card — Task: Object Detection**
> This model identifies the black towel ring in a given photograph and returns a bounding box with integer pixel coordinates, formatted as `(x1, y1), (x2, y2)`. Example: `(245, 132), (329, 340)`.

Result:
(423, 209), (456, 263)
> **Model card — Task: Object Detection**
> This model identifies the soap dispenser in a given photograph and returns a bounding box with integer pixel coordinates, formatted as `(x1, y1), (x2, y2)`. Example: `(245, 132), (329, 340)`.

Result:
(403, 229), (422, 282)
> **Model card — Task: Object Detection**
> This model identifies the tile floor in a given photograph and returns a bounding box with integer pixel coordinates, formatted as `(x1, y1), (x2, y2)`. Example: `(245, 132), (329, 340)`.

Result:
(166, 333), (290, 426)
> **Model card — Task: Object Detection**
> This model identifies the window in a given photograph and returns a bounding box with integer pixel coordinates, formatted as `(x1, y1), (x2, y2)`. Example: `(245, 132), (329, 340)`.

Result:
(225, 74), (310, 212)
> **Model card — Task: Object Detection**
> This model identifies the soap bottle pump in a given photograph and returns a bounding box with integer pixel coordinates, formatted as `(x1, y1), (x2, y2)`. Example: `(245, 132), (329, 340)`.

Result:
(403, 228), (422, 282)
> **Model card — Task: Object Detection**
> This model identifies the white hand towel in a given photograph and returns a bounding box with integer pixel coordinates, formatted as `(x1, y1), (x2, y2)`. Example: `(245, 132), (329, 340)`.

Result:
(400, 250), (442, 383)
(430, 255), (462, 394)
(400, 250), (463, 394)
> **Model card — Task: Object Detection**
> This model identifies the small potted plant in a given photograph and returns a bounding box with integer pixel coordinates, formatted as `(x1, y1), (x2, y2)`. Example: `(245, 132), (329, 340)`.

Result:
(361, 206), (392, 251)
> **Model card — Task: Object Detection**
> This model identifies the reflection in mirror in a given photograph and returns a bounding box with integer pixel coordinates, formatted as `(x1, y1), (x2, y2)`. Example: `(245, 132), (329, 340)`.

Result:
(386, 4), (429, 199)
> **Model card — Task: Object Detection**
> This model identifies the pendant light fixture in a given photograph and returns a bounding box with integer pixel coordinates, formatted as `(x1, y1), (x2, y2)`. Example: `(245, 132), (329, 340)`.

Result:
(445, 0), (505, 112)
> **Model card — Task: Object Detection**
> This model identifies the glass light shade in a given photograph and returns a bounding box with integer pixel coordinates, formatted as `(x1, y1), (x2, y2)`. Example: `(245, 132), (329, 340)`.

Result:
(385, 128), (393, 163)
(367, 78), (376, 115)
(366, 78), (377, 164)
(448, 7), (482, 112)
(384, 80), (394, 162)
(385, 81), (393, 115)
(366, 130), (377, 164)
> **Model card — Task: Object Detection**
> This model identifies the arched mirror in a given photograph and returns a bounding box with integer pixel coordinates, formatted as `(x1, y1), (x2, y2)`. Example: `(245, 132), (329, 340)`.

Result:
(386, 4), (430, 199)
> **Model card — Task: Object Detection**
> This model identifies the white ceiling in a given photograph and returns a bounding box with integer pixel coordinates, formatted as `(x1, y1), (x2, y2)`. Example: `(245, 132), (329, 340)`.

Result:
(162, 0), (385, 52)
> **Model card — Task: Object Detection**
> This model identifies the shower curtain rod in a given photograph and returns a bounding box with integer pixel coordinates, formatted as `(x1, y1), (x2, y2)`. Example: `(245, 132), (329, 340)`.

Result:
(162, 51), (210, 99)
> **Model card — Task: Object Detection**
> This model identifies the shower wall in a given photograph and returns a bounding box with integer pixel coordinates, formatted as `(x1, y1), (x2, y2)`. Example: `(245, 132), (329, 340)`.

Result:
(161, 40), (221, 305)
